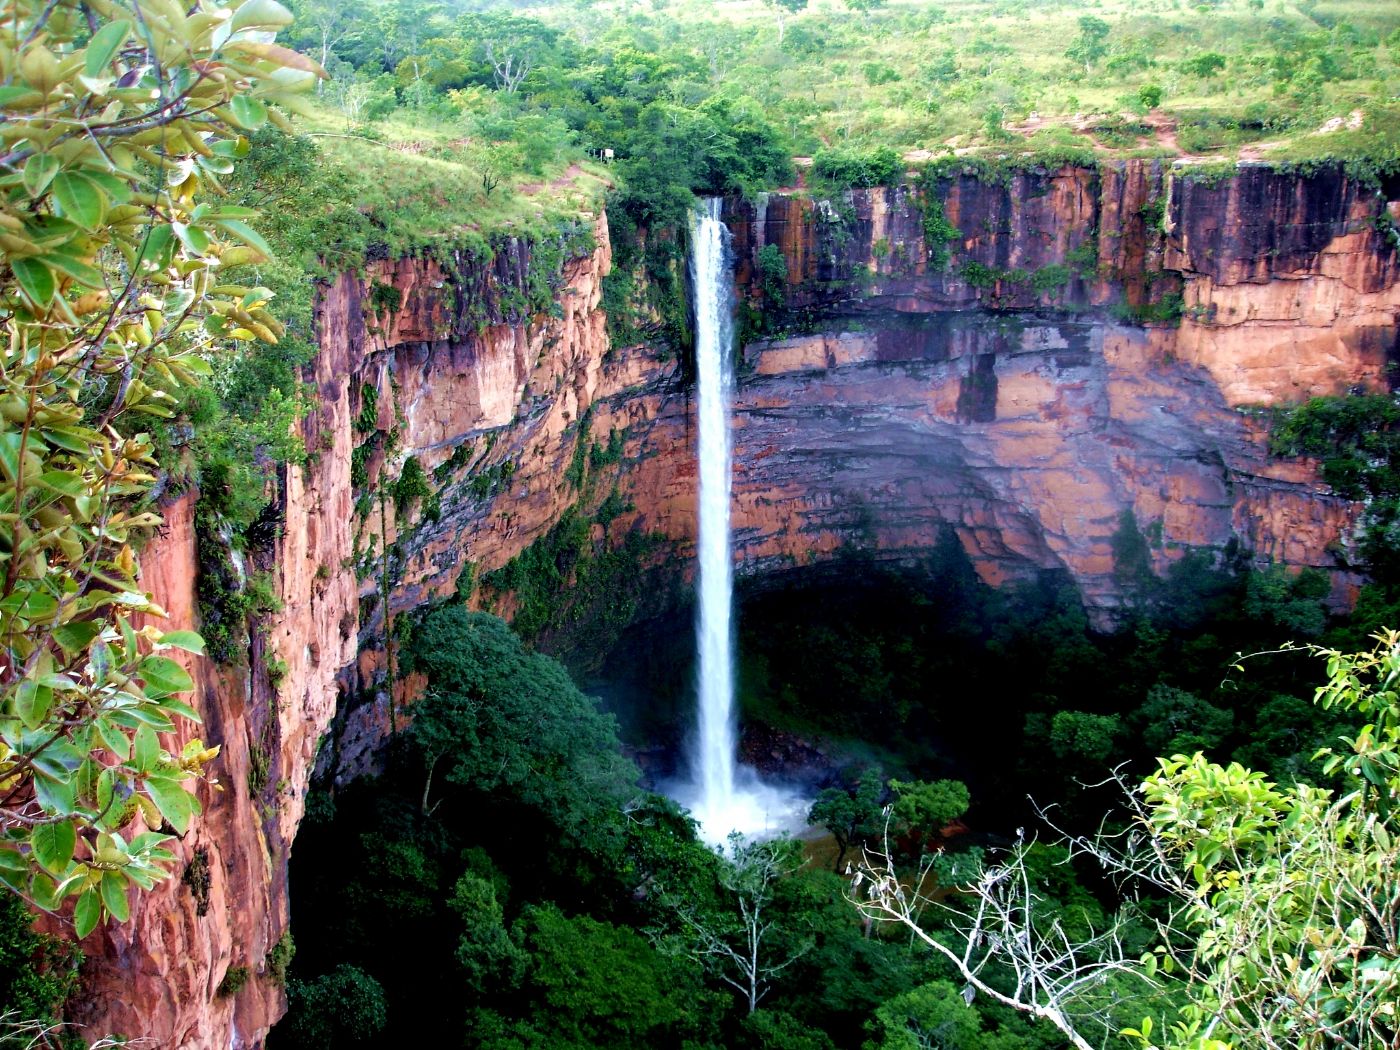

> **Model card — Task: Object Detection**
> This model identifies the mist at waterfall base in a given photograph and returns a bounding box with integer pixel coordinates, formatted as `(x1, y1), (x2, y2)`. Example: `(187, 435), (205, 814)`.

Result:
(668, 199), (809, 847)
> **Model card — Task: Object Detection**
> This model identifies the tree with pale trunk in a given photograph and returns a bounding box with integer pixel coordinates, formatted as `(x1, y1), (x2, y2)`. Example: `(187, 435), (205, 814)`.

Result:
(663, 834), (813, 1015)
(762, 0), (807, 45)
(853, 631), (1400, 1050)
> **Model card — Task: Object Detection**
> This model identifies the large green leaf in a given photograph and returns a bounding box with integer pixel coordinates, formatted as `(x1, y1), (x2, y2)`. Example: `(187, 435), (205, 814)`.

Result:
(89, 638), (113, 685)
(139, 655), (194, 695)
(159, 630), (206, 656)
(106, 708), (175, 732)
(22, 154), (60, 199)
(143, 775), (195, 834)
(51, 172), (106, 231)
(20, 592), (58, 620)
(11, 257), (56, 306)
(100, 870), (130, 922)
(73, 889), (101, 939)
(230, 0), (294, 32)
(214, 218), (272, 257)
(135, 224), (174, 268)
(41, 425), (105, 454)
(53, 621), (101, 655)
(33, 773), (77, 816)
(40, 251), (105, 289)
(171, 221), (210, 256)
(0, 433), (21, 483)
(132, 725), (158, 773)
(84, 21), (132, 77)
(228, 95), (267, 130)
(153, 696), (201, 723)
(14, 681), (53, 729)
(29, 872), (62, 911)
(93, 716), (131, 760)
(30, 820), (75, 876)
(79, 171), (133, 205)
(31, 739), (84, 780)
(38, 470), (87, 498)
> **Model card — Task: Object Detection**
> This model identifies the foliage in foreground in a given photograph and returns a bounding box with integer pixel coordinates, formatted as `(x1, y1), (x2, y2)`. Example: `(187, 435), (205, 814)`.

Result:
(856, 631), (1400, 1050)
(1127, 631), (1400, 1049)
(0, 0), (313, 937)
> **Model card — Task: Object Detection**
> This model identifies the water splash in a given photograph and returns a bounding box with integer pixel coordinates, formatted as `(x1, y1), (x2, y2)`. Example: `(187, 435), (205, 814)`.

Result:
(676, 199), (806, 846)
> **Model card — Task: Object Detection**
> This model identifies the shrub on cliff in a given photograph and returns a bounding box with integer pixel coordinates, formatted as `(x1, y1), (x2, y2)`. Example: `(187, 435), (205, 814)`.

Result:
(0, 893), (80, 1038)
(810, 146), (903, 189)
(0, 0), (317, 940)
(1270, 393), (1400, 581)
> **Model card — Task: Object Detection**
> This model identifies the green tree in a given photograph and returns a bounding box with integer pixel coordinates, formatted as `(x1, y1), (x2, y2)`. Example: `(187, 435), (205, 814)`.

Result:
(743, 1008), (835, 1050)
(0, 0), (317, 936)
(864, 980), (987, 1050)
(665, 835), (813, 1015)
(1131, 685), (1233, 758)
(756, 243), (790, 310)
(1047, 710), (1120, 767)
(0, 892), (79, 1040)
(777, 867), (922, 1044)
(808, 768), (885, 871)
(450, 870), (524, 994)
(1066, 15), (1112, 74)
(889, 779), (971, 835)
(285, 0), (356, 82)
(280, 964), (388, 1050)
(1242, 566), (1329, 640)
(508, 903), (720, 1047)
(406, 608), (636, 848)
(810, 146), (902, 189)
(761, 0), (808, 45)
(1181, 52), (1227, 79)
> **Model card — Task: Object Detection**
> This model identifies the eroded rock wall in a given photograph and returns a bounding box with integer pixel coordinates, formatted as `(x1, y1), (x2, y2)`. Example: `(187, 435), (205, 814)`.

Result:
(697, 162), (1396, 612)
(66, 219), (642, 1048)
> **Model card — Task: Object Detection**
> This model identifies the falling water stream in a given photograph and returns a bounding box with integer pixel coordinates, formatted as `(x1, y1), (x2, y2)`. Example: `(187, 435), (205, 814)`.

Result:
(676, 199), (805, 846)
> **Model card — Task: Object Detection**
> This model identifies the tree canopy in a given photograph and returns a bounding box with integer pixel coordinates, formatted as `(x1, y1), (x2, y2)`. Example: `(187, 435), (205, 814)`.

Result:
(406, 608), (636, 847)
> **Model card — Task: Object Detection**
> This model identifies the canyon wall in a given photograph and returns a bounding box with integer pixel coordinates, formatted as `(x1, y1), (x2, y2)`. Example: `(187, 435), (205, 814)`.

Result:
(66, 220), (637, 1047)
(695, 163), (1397, 612)
(71, 161), (1397, 1046)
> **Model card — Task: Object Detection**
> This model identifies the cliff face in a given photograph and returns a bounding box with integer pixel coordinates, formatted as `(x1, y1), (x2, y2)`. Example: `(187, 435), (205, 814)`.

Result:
(67, 220), (635, 1047)
(683, 162), (1397, 612)
(71, 162), (1396, 1046)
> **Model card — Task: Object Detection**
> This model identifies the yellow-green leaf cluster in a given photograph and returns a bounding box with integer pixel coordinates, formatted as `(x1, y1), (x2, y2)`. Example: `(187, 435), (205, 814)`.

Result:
(0, 0), (318, 935)
(1132, 631), (1400, 1049)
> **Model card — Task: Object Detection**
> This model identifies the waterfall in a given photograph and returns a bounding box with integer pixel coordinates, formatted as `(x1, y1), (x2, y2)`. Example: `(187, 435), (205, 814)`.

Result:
(680, 199), (804, 846)
(692, 197), (740, 826)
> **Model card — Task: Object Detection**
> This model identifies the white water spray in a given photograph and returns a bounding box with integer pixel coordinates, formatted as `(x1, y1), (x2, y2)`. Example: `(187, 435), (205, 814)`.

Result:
(678, 199), (805, 846)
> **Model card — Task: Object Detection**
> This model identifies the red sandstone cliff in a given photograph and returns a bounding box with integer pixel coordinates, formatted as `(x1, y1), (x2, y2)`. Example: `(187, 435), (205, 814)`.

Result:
(67, 161), (1396, 1046)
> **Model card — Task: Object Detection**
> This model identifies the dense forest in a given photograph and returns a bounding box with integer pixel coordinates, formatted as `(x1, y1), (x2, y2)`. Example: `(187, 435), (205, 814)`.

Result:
(0, 0), (1399, 1048)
